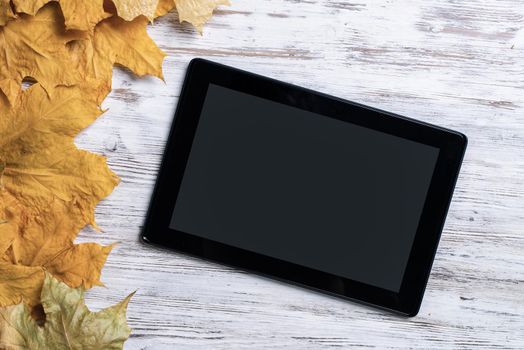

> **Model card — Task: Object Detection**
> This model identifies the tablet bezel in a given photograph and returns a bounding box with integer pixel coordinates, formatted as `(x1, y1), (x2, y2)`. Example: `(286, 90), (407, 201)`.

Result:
(141, 58), (467, 317)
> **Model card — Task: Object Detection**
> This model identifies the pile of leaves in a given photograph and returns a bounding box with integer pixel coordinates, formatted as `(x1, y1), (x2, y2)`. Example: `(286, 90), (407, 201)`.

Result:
(0, 0), (228, 347)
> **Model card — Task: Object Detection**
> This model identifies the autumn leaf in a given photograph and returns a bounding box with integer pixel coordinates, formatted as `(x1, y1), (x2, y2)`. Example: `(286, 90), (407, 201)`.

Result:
(0, 263), (44, 308)
(60, 0), (111, 31)
(0, 83), (118, 230)
(0, 274), (133, 349)
(0, 191), (22, 257)
(0, 0), (224, 344)
(0, 44), (119, 309)
(9, 0), (48, 18)
(155, 0), (229, 32)
(0, 4), (85, 99)
(0, 0), (165, 313)
(0, 194), (45, 308)
(0, 3), (165, 105)
(9, 0), (159, 30)
(3, 0), (225, 34)
(176, 0), (230, 33)
(67, 14), (166, 104)
(111, 0), (159, 22)
(0, 190), (113, 306)
(0, 0), (16, 26)
(155, 0), (176, 18)
(83, 15), (165, 80)
(0, 79), (19, 106)
(10, 0), (110, 31)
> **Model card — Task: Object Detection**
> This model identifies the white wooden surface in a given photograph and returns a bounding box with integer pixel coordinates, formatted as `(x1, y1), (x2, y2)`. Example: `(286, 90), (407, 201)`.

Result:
(75, 0), (524, 348)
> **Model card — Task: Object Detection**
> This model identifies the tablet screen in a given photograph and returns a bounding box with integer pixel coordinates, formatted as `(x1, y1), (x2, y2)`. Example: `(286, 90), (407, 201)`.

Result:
(170, 83), (440, 292)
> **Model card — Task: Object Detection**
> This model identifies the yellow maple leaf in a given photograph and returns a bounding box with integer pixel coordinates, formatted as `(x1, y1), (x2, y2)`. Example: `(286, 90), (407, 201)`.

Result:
(67, 15), (166, 104)
(0, 1), (164, 309)
(0, 263), (44, 308)
(0, 79), (19, 106)
(155, 0), (176, 17)
(0, 191), (21, 257)
(0, 3), (165, 106)
(0, 83), (116, 305)
(0, 0), (16, 26)
(90, 15), (166, 80)
(0, 191), (113, 306)
(0, 83), (118, 229)
(177, 0), (230, 33)
(12, 0), (111, 31)
(112, 0), (159, 22)
(0, 4), (85, 99)
(155, 0), (229, 33)
(0, 274), (133, 349)
(0, 192), (44, 307)
(0, 0), (224, 341)
(9, 0), (48, 17)
(10, 0), (159, 30)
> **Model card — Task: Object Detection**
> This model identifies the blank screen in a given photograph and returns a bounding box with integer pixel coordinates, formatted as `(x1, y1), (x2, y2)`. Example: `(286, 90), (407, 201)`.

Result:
(170, 84), (439, 292)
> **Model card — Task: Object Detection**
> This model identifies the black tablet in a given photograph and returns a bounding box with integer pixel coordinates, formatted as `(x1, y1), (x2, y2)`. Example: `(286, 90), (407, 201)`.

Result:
(141, 58), (467, 317)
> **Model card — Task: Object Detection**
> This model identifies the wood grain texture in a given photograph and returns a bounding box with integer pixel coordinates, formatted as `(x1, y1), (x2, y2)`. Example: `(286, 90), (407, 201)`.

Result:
(73, 0), (524, 348)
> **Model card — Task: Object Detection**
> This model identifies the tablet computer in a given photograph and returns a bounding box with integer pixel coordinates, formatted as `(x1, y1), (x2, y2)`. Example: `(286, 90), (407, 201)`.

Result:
(141, 58), (467, 316)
